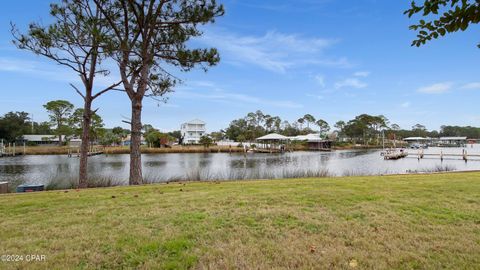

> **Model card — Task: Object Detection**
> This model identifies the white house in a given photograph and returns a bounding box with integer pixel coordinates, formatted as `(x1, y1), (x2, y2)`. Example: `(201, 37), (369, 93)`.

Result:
(181, 119), (206, 144)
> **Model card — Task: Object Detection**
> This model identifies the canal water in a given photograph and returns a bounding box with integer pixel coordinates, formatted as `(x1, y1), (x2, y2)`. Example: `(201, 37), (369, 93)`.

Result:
(1, 145), (479, 188)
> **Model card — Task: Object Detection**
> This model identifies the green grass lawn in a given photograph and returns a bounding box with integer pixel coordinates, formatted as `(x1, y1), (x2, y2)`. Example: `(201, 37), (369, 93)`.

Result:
(1, 172), (479, 269)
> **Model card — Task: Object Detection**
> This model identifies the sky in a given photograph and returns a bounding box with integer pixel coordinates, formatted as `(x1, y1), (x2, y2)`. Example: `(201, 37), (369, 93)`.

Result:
(0, 0), (479, 132)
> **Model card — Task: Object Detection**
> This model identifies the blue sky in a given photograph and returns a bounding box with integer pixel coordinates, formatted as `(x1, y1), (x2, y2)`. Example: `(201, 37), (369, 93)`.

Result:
(0, 0), (479, 132)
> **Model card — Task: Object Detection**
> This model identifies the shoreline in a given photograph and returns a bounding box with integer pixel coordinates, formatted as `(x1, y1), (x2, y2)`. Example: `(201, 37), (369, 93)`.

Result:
(3, 144), (386, 156)
(3, 169), (479, 195)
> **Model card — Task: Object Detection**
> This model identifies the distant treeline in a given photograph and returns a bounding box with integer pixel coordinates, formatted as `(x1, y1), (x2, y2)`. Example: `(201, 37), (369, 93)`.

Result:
(2, 110), (479, 145)
(218, 110), (480, 144)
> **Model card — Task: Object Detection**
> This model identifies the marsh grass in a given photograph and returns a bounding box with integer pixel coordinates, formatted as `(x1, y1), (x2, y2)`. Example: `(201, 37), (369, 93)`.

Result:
(44, 175), (124, 190)
(407, 164), (457, 174)
(0, 172), (479, 269)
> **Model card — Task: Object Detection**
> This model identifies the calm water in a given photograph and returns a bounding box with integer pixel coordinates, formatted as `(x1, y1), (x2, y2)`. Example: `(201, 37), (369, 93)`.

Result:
(1, 145), (480, 188)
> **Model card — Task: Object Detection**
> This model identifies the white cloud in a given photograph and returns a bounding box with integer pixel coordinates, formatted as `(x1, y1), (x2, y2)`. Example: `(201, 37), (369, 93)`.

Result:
(314, 75), (326, 88)
(401, 101), (411, 108)
(334, 78), (367, 89)
(417, 82), (452, 94)
(461, 82), (480, 90)
(175, 82), (303, 109)
(199, 29), (350, 73)
(354, 71), (370, 77)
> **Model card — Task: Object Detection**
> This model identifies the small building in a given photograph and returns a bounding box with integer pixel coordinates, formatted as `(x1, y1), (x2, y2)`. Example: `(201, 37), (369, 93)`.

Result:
(403, 137), (431, 149)
(181, 119), (206, 144)
(438, 137), (467, 147)
(255, 133), (333, 152)
(403, 137), (429, 143)
(256, 133), (289, 152)
(17, 135), (84, 147)
(17, 135), (59, 146)
(290, 133), (332, 151)
(121, 135), (147, 146)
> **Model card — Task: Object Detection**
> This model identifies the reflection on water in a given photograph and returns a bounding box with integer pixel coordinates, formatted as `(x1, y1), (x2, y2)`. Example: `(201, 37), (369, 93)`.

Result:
(1, 145), (480, 188)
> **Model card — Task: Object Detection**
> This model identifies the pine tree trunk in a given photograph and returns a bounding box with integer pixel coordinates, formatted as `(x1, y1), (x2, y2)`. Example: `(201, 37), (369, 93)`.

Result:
(129, 97), (143, 185)
(78, 99), (92, 189)
(58, 119), (63, 145)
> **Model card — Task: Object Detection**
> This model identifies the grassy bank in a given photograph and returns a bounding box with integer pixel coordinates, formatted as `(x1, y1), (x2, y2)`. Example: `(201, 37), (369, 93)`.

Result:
(11, 145), (245, 155)
(9, 144), (390, 155)
(1, 173), (479, 269)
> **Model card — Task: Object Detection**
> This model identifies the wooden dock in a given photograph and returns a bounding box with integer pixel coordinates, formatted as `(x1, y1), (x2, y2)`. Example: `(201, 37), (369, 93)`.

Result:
(0, 142), (22, 157)
(253, 148), (284, 154)
(67, 146), (105, 157)
(412, 149), (478, 162)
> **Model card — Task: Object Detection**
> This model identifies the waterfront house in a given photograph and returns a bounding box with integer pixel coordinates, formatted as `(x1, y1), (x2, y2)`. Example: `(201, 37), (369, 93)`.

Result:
(255, 133), (333, 152)
(121, 134), (147, 146)
(290, 133), (333, 151)
(438, 137), (467, 147)
(403, 137), (431, 148)
(17, 135), (60, 146)
(181, 119), (206, 144)
(17, 135), (83, 147)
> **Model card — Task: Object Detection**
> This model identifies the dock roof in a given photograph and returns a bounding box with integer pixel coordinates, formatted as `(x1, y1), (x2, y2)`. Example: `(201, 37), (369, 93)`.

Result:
(256, 133), (289, 141)
(403, 137), (429, 141)
(440, 137), (467, 140)
(20, 135), (58, 141)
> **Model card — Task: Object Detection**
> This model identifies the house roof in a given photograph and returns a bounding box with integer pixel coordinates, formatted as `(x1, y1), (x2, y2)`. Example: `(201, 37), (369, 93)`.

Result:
(20, 135), (58, 141)
(290, 133), (324, 142)
(403, 137), (429, 141)
(256, 133), (289, 141)
(440, 137), (467, 140)
(184, 119), (206, 125)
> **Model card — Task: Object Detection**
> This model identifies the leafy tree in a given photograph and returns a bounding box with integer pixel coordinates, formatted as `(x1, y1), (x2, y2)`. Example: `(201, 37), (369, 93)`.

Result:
(334, 120), (345, 131)
(341, 114), (388, 144)
(142, 124), (155, 134)
(303, 114), (316, 129)
(12, 0), (121, 188)
(145, 130), (174, 148)
(111, 126), (129, 145)
(199, 135), (213, 148)
(43, 100), (74, 144)
(94, 0), (224, 185)
(168, 130), (182, 142)
(441, 125), (480, 138)
(98, 131), (120, 146)
(32, 122), (53, 135)
(0, 112), (31, 142)
(70, 108), (105, 142)
(315, 119), (330, 138)
(405, 0), (480, 48)
(391, 124), (401, 131)
(112, 126), (127, 135)
(297, 118), (305, 130)
(210, 131), (225, 142)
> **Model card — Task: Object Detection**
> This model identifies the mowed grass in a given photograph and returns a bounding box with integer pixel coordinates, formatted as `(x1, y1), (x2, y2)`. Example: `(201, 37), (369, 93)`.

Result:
(0, 173), (479, 269)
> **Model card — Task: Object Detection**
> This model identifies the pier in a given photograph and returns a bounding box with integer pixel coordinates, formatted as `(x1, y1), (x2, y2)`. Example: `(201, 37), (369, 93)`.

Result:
(67, 146), (104, 157)
(411, 149), (479, 162)
(0, 141), (23, 157)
